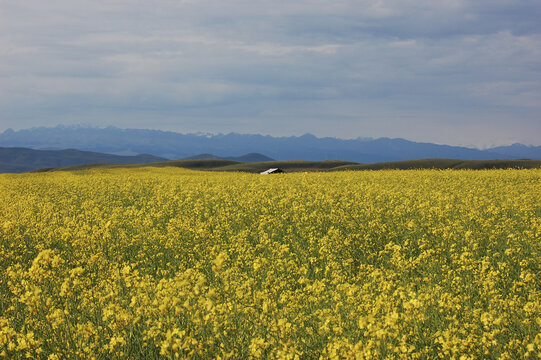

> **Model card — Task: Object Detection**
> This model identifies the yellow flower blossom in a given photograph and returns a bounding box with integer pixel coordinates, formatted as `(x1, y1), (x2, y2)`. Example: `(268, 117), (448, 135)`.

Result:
(0, 168), (538, 359)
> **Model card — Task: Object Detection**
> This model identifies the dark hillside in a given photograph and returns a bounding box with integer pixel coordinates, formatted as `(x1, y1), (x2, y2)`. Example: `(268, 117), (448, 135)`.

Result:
(33, 159), (241, 172)
(335, 158), (541, 171)
(0, 147), (166, 173)
(216, 160), (358, 173)
(31, 158), (541, 173)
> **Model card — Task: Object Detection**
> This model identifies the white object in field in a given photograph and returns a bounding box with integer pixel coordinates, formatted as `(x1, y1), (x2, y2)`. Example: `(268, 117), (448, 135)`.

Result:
(260, 168), (283, 174)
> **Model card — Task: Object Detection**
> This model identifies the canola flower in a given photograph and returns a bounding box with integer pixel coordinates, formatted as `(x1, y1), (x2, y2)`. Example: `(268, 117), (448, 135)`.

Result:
(0, 168), (539, 359)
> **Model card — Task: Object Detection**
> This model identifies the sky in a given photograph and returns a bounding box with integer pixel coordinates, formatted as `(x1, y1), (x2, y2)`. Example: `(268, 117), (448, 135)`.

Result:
(1, 0), (540, 148)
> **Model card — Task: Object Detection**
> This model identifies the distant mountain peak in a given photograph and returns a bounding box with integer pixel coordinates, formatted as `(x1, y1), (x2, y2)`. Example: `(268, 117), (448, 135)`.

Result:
(298, 133), (317, 139)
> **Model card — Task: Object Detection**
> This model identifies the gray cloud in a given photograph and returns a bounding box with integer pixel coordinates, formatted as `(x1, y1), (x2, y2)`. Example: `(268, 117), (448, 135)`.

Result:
(0, 0), (540, 147)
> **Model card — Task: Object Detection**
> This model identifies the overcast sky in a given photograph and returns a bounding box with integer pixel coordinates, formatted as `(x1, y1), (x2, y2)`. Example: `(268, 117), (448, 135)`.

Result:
(1, 0), (540, 147)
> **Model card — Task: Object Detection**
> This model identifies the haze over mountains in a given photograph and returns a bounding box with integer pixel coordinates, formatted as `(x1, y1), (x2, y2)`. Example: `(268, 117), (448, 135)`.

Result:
(1, 126), (540, 165)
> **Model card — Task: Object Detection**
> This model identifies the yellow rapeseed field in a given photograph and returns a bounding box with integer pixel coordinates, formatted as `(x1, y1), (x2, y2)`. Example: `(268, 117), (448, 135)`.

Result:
(0, 168), (539, 359)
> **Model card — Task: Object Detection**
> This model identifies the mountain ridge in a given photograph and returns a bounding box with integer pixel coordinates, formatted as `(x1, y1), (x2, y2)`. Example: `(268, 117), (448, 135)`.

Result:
(1, 125), (540, 163)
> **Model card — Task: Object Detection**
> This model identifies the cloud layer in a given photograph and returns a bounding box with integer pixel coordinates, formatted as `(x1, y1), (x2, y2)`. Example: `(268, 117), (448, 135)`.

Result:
(1, 0), (540, 146)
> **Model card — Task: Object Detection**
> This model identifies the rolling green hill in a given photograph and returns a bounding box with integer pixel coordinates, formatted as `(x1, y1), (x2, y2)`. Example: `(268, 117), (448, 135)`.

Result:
(0, 147), (280, 173)
(0, 147), (166, 173)
(333, 158), (541, 171)
(33, 158), (541, 173)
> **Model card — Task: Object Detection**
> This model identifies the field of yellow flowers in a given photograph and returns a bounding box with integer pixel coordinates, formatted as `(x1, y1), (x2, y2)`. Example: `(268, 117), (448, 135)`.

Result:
(0, 168), (539, 359)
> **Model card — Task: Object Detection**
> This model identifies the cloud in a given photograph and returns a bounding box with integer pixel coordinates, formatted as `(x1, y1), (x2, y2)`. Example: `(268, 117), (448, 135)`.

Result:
(0, 0), (540, 146)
